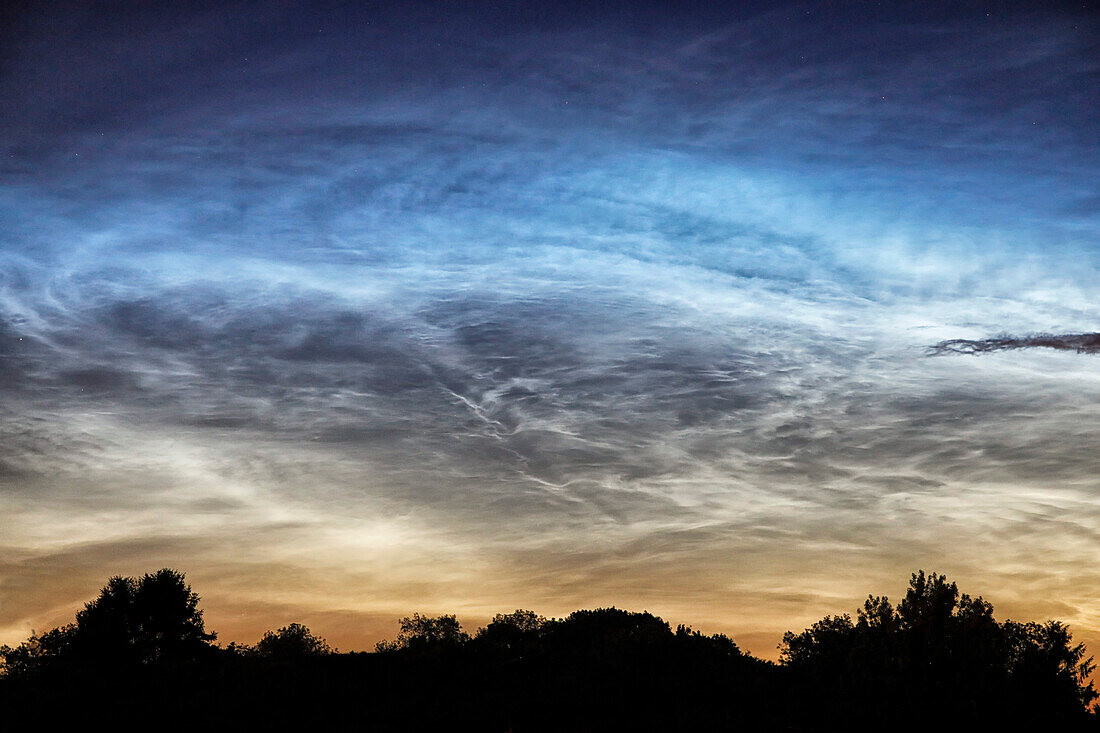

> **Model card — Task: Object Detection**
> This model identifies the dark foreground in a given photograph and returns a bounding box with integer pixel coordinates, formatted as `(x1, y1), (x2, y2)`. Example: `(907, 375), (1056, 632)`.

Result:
(2, 569), (1097, 731)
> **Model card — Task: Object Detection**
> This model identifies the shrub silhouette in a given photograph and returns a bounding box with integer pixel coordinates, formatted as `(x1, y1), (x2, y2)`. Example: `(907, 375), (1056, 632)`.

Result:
(0, 624), (77, 679)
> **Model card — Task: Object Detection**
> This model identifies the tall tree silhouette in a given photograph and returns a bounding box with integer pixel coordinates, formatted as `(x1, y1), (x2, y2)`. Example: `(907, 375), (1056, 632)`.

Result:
(0, 568), (215, 677)
(74, 568), (216, 665)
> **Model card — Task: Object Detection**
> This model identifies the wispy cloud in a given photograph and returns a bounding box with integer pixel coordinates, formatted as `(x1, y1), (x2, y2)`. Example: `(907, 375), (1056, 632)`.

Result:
(1, 1), (1097, 654)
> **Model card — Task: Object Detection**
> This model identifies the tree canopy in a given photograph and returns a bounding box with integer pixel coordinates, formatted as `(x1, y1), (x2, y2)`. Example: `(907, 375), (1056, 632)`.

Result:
(375, 612), (470, 652)
(780, 570), (1097, 729)
(74, 568), (216, 665)
(1, 568), (215, 677)
(253, 623), (332, 659)
(2, 568), (1097, 731)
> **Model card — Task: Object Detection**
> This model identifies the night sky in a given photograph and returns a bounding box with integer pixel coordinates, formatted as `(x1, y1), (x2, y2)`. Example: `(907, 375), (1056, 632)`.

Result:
(2, 1), (1098, 657)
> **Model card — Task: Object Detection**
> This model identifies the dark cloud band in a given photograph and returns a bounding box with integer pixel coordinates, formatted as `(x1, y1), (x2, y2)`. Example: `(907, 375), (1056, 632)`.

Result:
(931, 333), (1100, 355)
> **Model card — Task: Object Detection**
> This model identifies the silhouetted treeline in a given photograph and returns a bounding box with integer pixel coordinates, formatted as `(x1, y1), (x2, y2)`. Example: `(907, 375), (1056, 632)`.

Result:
(1, 569), (1097, 731)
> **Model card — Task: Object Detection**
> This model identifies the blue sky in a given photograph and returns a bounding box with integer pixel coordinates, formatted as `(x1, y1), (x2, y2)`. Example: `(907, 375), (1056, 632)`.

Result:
(1, 0), (1098, 654)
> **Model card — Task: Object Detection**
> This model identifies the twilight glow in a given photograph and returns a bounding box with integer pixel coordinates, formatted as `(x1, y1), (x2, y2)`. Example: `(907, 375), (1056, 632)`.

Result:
(1, 1), (1098, 657)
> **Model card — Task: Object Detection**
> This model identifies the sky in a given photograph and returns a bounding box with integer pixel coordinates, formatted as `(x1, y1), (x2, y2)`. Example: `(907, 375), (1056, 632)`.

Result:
(1, 0), (1098, 657)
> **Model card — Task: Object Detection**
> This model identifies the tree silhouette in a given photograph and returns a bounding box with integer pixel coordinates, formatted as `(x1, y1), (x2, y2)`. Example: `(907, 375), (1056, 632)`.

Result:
(0, 568), (215, 677)
(4, 568), (1099, 730)
(376, 612), (469, 651)
(253, 623), (332, 659)
(73, 568), (216, 665)
(476, 609), (545, 651)
(485, 609), (545, 634)
(780, 570), (1097, 729)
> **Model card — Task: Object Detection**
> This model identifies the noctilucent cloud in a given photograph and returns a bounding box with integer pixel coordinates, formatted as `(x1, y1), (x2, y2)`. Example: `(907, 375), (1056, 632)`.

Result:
(2, 1), (1098, 655)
